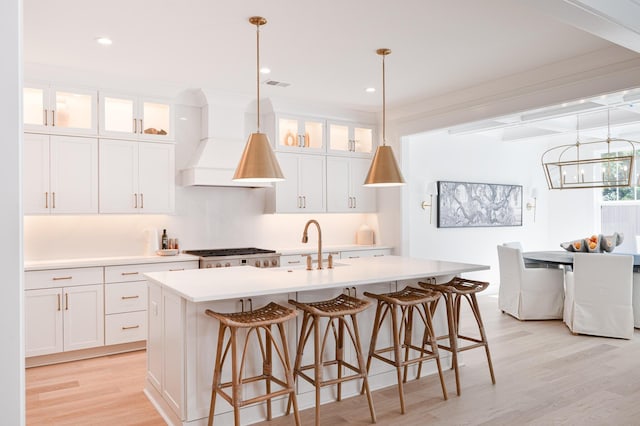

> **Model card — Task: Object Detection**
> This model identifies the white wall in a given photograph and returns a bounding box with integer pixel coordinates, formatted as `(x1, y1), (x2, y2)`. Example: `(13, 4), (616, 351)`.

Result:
(0, 0), (24, 423)
(403, 130), (600, 285)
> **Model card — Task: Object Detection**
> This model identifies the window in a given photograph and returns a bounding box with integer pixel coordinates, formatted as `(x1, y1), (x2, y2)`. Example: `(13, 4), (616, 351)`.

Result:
(601, 149), (640, 201)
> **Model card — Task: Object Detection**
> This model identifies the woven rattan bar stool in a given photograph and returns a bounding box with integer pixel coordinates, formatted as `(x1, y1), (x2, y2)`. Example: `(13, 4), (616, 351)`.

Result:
(205, 301), (300, 426)
(363, 286), (447, 414)
(419, 277), (496, 396)
(287, 292), (376, 426)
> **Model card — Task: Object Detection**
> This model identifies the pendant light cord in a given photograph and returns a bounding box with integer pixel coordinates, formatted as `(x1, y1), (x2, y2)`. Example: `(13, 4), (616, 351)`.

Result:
(382, 53), (386, 146)
(256, 22), (261, 132)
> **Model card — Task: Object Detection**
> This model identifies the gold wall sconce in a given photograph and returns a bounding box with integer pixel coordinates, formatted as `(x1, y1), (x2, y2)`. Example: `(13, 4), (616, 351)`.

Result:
(526, 188), (537, 222)
(421, 182), (437, 224)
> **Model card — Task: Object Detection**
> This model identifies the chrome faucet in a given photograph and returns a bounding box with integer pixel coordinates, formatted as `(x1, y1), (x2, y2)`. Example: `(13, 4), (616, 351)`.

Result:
(302, 219), (322, 270)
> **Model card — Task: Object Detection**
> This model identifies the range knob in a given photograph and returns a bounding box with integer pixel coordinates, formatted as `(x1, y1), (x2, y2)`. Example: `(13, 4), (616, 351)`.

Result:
(225, 262), (231, 267)
(215, 263), (222, 268)
(263, 260), (269, 267)
(271, 259), (278, 266)
(255, 260), (261, 267)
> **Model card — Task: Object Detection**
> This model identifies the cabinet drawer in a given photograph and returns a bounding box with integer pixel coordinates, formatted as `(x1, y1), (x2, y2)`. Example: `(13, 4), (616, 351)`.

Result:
(25, 267), (103, 290)
(280, 254), (306, 267)
(105, 282), (148, 314)
(105, 311), (147, 345)
(105, 261), (198, 283)
(341, 248), (391, 259)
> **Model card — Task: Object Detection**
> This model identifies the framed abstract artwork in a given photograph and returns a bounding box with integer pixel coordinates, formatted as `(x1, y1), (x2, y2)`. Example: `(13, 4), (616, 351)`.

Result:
(437, 181), (523, 228)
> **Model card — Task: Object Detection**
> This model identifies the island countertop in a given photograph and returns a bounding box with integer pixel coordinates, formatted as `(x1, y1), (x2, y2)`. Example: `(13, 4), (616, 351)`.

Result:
(144, 255), (489, 302)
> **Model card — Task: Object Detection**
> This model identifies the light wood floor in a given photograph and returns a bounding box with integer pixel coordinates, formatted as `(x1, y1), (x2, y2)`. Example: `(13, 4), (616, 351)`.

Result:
(26, 294), (640, 425)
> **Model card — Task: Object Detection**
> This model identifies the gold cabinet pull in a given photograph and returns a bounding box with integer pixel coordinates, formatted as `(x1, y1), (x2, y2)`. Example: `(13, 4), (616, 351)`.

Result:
(52, 110), (56, 127)
(52, 192), (56, 209)
(122, 325), (140, 330)
(169, 268), (184, 271)
(52, 276), (72, 281)
(65, 293), (69, 310)
(43, 109), (48, 126)
(134, 193), (138, 208)
(121, 272), (139, 276)
(121, 295), (139, 300)
(133, 118), (137, 133)
(57, 294), (61, 311)
(139, 119), (143, 134)
(287, 260), (301, 265)
(45, 192), (48, 209)
(140, 193), (144, 208)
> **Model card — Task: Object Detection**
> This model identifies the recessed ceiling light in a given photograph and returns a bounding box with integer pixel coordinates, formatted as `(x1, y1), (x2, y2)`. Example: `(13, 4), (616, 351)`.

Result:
(366, 87), (376, 93)
(95, 37), (112, 46)
(260, 67), (271, 74)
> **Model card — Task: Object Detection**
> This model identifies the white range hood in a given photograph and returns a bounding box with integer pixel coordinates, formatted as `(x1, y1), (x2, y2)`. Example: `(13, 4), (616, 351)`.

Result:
(180, 91), (271, 188)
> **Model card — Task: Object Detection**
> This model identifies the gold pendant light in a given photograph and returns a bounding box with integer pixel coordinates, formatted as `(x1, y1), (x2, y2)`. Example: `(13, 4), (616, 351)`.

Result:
(233, 16), (285, 183)
(364, 48), (405, 187)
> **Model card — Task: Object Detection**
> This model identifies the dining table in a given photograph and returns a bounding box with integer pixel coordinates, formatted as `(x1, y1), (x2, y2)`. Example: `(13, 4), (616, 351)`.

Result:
(523, 250), (640, 272)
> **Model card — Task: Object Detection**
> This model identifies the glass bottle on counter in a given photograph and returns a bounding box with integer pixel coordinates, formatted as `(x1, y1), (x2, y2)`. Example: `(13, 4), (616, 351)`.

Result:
(162, 229), (168, 249)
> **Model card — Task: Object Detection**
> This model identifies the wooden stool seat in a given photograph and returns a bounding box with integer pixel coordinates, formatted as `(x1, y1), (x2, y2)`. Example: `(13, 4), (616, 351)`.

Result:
(363, 286), (448, 415)
(287, 293), (376, 426)
(419, 277), (496, 396)
(205, 302), (300, 426)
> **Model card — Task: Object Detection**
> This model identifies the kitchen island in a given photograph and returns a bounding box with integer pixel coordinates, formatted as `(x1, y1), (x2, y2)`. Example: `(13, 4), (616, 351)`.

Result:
(144, 255), (489, 425)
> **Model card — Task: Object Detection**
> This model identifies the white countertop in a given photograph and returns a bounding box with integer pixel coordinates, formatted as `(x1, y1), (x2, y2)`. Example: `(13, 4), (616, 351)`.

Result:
(144, 255), (489, 302)
(24, 254), (200, 271)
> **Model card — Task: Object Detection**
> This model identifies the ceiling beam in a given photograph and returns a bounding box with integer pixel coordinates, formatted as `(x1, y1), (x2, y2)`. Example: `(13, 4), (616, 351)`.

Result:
(529, 0), (640, 53)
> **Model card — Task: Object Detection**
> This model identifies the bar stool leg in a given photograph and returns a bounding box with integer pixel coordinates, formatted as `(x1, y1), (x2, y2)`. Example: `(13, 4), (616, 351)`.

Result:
(337, 317), (344, 402)
(264, 325), (273, 421)
(351, 313), (377, 423)
(313, 315), (322, 426)
(277, 322), (301, 426)
(424, 303), (448, 400)
(470, 293), (496, 385)
(402, 306), (413, 384)
(444, 293), (461, 396)
(364, 301), (383, 380)
(390, 303), (406, 414)
(287, 312), (311, 416)
(230, 327), (241, 426)
(208, 324), (227, 426)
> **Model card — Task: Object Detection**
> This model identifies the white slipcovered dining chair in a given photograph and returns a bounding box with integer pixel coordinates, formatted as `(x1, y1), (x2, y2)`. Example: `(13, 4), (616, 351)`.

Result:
(497, 245), (564, 320)
(564, 253), (634, 339)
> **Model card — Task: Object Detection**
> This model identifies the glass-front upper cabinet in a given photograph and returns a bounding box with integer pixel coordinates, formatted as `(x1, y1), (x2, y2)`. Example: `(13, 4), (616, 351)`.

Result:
(99, 92), (173, 141)
(273, 114), (325, 154)
(23, 84), (97, 135)
(327, 120), (375, 157)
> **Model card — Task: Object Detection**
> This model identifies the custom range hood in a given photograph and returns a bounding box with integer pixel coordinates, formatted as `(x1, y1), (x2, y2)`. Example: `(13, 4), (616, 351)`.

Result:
(180, 92), (272, 188)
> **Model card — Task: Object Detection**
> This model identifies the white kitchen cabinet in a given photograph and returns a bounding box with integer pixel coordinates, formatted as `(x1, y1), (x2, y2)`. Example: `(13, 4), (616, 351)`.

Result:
(25, 288), (64, 357)
(340, 248), (391, 260)
(327, 120), (375, 157)
(147, 280), (164, 392)
(23, 84), (98, 135)
(326, 156), (376, 212)
(266, 114), (325, 154)
(25, 284), (104, 356)
(99, 139), (175, 214)
(23, 133), (99, 214)
(99, 92), (173, 141)
(266, 152), (325, 213)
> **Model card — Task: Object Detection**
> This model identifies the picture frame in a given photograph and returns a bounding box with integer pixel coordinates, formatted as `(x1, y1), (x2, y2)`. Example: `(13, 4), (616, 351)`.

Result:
(437, 181), (523, 228)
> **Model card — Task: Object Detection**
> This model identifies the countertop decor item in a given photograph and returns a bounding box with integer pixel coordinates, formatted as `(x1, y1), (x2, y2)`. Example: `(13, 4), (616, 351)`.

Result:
(363, 48), (405, 187)
(232, 16), (284, 183)
(560, 232), (623, 253)
(156, 249), (179, 256)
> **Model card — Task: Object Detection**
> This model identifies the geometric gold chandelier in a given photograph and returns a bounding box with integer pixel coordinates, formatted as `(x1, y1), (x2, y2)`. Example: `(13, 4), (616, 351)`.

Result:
(541, 112), (637, 190)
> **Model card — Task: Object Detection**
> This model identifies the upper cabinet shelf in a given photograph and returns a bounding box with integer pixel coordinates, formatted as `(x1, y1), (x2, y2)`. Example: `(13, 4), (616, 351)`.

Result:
(24, 84), (98, 135)
(266, 114), (325, 154)
(99, 93), (173, 141)
(327, 120), (376, 157)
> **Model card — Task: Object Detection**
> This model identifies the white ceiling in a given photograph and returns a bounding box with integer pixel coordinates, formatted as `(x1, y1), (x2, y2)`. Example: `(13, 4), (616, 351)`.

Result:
(23, 0), (622, 112)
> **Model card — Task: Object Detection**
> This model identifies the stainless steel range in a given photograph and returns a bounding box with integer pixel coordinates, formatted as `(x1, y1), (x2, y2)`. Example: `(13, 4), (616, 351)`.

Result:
(183, 247), (280, 269)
